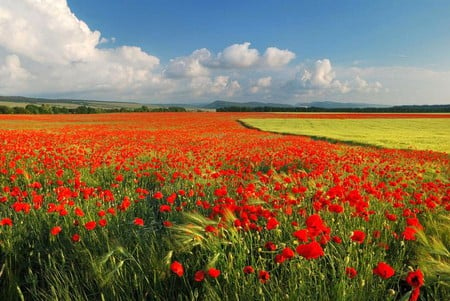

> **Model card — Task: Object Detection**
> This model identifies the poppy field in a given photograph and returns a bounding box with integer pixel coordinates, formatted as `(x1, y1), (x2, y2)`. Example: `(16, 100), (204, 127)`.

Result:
(0, 112), (449, 300)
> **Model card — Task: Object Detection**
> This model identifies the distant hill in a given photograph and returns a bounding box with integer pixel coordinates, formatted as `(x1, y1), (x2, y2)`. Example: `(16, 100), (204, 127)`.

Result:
(204, 100), (293, 109)
(296, 101), (388, 108)
(0, 95), (146, 109)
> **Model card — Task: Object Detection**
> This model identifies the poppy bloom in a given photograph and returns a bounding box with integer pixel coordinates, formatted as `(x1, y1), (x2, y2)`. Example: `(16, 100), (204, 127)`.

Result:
(258, 270), (270, 283)
(345, 267), (357, 279)
(84, 221), (96, 231)
(402, 227), (417, 241)
(266, 217), (279, 230)
(243, 265), (254, 274)
(406, 269), (424, 288)
(293, 229), (309, 242)
(332, 236), (342, 244)
(170, 261), (184, 277)
(208, 268), (221, 278)
(153, 191), (163, 200)
(373, 262), (395, 279)
(50, 226), (62, 235)
(99, 219), (107, 227)
(275, 254), (286, 264)
(134, 217), (144, 226)
(296, 241), (325, 260)
(281, 247), (295, 259)
(0, 217), (13, 226)
(159, 205), (171, 213)
(264, 241), (277, 251)
(194, 270), (205, 282)
(350, 230), (366, 244)
(74, 207), (85, 217)
(72, 233), (80, 242)
(163, 220), (173, 227)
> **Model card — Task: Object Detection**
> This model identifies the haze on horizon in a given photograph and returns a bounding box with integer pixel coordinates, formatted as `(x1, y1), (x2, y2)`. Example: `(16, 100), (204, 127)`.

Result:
(1, 0), (449, 106)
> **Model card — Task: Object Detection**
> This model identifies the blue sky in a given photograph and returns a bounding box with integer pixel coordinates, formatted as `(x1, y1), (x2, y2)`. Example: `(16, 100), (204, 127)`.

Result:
(1, 0), (449, 105)
(69, 0), (450, 68)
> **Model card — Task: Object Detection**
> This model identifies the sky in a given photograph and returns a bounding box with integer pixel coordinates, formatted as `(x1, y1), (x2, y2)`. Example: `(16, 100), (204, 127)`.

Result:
(1, 0), (450, 105)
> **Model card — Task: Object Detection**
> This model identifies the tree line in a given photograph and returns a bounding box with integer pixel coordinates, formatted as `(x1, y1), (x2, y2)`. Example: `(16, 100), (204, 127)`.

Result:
(0, 104), (187, 114)
(216, 105), (450, 113)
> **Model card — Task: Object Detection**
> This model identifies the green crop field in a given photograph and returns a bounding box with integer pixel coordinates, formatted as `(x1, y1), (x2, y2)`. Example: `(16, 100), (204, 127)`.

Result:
(240, 118), (450, 153)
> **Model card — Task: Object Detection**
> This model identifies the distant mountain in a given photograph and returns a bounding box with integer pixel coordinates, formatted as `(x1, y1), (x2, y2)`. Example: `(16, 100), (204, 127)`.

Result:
(296, 101), (389, 109)
(204, 100), (293, 109)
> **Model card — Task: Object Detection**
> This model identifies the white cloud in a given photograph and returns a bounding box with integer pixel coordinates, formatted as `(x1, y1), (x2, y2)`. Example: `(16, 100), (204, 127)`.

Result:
(218, 42), (260, 68)
(164, 48), (211, 78)
(262, 47), (296, 68)
(190, 76), (240, 97)
(287, 58), (383, 97)
(250, 76), (272, 93)
(0, 54), (32, 93)
(0, 0), (162, 98)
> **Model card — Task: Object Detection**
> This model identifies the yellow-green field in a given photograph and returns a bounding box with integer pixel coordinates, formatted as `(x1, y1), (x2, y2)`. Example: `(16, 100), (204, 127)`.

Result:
(240, 118), (450, 153)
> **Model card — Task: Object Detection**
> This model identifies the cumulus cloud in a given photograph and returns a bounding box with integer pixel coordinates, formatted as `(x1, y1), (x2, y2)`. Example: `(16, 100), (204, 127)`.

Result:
(250, 76), (272, 94)
(190, 76), (240, 97)
(164, 48), (211, 78)
(288, 58), (382, 97)
(215, 42), (295, 69)
(218, 42), (260, 68)
(0, 54), (32, 93)
(262, 47), (296, 68)
(353, 76), (382, 93)
(0, 0), (162, 98)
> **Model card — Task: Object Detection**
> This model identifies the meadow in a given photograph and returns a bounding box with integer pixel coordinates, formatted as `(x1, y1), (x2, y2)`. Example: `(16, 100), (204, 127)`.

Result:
(240, 117), (450, 153)
(0, 112), (448, 300)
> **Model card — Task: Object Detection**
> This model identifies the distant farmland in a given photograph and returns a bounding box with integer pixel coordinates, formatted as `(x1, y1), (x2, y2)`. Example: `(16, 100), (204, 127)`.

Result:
(240, 116), (450, 153)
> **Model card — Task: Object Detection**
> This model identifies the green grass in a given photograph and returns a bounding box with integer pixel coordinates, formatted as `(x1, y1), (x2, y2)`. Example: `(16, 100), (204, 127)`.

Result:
(240, 118), (450, 153)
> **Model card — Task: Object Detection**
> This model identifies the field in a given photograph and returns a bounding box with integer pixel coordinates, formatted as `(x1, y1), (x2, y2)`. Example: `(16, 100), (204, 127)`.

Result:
(0, 113), (449, 300)
(240, 116), (450, 153)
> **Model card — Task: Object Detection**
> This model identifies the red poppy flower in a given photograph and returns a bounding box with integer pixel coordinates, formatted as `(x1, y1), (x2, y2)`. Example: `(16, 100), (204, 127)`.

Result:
(99, 219), (107, 227)
(134, 218), (144, 226)
(84, 221), (96, 231)
(153, 191), (163, 200)
(258, 270), (270, 283)
(296, 241), (324, 260)
(293, 229), (309, 242)
(345, 267), (357, 279)
(281, 247), (295, 259)
(163, 220), (173, 227)
(194, 270), (205, 282)
(159, 205), (171, 213)
(0, 217), (13, 226)
(402, 227), (417, 241)
(332, 236), (342, 244)
(350, 230), (366, 244)
(275, 254), (286, 264)
(406, 269), (424, 288)
(266, 217), (279, 230)
(243, 266), (254, 274)
(50, 226), (62, 236)
(373, 262), (395, 279)
(170, 261), (184, 277)
(264, 241), (277, 251)
(72, 233), (80, 242)
(208, 268), (221, 278)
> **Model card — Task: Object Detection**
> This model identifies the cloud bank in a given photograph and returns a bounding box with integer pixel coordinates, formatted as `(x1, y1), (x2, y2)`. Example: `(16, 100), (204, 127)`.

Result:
(0, 0), (448, 105)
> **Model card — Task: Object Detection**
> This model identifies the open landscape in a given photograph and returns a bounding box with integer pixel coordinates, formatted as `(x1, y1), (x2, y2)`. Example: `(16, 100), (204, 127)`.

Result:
(1, 1), (450, 300)
(0, 112), (449, 300)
